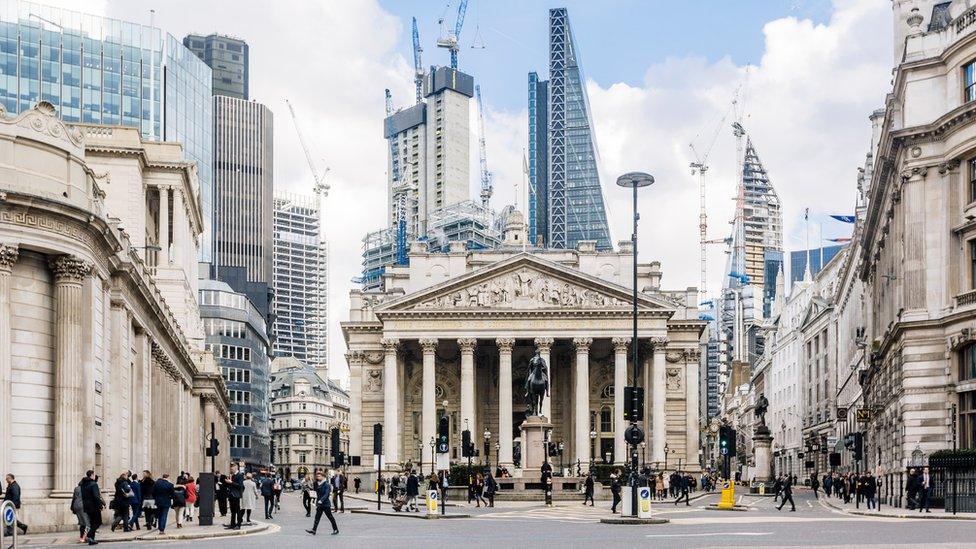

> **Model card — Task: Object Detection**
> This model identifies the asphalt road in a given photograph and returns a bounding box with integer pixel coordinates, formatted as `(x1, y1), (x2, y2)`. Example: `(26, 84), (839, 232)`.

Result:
(104, 490), (976, 548)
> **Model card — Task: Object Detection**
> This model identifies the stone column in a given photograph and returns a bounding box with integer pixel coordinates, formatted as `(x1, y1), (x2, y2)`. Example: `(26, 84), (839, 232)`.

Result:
(381, 338), (400, 465)
(419, 338), (438, 471)
(573, 337), (592, 472)
(612, 337), (629, 465)
(496, 338), (515, 469)
(458, 338), (477, 436)
(651, 338), (668, 466)
(0, 244), (18, 478)
(50, 255), (92, 496)
(686, 349), (701, 469)
(534, 337), (554, 420)
(347, 351), (364, 460)
(158, 187), (170, 263)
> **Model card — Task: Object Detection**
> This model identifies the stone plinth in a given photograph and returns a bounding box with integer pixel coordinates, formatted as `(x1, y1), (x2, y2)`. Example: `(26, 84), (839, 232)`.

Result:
(520, 415), (552, 473)
(751, 427), (773, 487)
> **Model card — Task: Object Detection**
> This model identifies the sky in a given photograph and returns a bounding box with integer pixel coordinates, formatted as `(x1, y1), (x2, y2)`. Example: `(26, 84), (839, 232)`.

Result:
(50, 0), (893, 385)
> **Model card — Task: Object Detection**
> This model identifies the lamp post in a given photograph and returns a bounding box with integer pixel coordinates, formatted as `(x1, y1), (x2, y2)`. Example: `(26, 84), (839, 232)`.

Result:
(589, 429), (597, 471)
(494, 442), (500, 473)
(640, 441), (646, 470)
(617, 171), (654, 519)
(558, 441), (565, 474)
(429, 437), (435, 477)
(483, 428), (492, 471)
(664, 442), (670, 471)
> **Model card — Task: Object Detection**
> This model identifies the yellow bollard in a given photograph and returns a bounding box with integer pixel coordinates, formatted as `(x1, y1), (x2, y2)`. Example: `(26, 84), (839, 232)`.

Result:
(717, 480), (736, 510)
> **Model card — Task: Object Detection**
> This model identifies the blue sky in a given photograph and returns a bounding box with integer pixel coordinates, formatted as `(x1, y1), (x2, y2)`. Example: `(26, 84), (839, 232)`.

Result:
(381, 0), (834, 111)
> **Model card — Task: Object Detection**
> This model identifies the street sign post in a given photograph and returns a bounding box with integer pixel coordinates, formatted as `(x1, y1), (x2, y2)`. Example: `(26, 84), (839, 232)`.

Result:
(0, 500), (18, 549)
(427, 489), (439, 515)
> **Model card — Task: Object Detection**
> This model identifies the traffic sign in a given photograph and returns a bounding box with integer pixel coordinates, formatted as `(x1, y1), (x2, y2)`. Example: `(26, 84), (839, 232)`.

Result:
(2, 505), (13, 526)
(637, 486), (652, 518)
(826, 435), (838, 447)
(427, 489), (439, 514)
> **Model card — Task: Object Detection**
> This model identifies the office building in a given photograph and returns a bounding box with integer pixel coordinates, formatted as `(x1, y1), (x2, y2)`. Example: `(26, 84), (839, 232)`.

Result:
(741, 139), (783, 290)
(527, 8), (612, 251)
(273, 192), (329, 377)
(200, 278), (271, 468)
(789, 245), (844, 287)
(0, 1), (215, 262)
(183, 33), (249, 100)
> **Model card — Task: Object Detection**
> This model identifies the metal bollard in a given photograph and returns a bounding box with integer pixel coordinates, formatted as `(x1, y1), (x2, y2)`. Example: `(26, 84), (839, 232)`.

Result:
(0, 500), (19, 549)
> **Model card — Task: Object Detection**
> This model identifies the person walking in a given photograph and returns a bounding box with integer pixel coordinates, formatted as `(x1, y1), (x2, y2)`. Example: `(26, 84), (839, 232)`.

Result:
(610, 469), (622, 513)
(332, 470), (346, 512)
(110, 471), (133, 532)
(260, 472), (275, 520)
(242, 473), (258, 525)
(152, 473), (175, 535)
(300, 474), (314, 517)
(2, 474), (28, 537)
(810, 474), (820, 498)
(184, 475), (197, 523)
(582, 471), (595, 506)
(673, 471), (690, 506)
(126, 473), (142, 531)
(405, 470), (420, 512)
(138, 471), (156, 530)
(776, 476), (796, 512)
(354, 477), (361, 494)
(306, 471), (338, 536)
(654, 473), (665, 500)
(864, 473), (877, 510)
(485, 471), (497, 508)
(474, 473), (489, 507)
(273, 475), (283, 512)
(215, 471), (228, 517)
(172, 478), (188, 528)
(71, 478), (91, 543)
(772, 475), (783, 503)
(823, 473), (832, 497)
(80, 471), (105, 545)
(224, 464), (245, 529)
(919, 466), (932, 513)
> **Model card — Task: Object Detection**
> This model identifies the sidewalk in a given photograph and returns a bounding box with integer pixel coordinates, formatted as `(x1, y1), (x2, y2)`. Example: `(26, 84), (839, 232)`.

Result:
(15, 519), (274, 546)
(819, 494), (976, 520)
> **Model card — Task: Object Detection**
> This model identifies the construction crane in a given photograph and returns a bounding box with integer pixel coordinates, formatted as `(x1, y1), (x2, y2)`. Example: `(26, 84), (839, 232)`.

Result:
(285, 98), (330, 198)
(411, 17), (424, 103)
(475, 84), (492, 209)
(437, 0), (468, 69)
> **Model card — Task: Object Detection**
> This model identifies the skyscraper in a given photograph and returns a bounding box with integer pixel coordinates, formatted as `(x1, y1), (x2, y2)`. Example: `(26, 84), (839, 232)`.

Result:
(183, 33), (249, 100)
(0, 1), (214, 261)
(273, 192), (329, 378)
(741, 138), (783, 289)
(527, 72), (548, 247)
(528, 8), (612, 251)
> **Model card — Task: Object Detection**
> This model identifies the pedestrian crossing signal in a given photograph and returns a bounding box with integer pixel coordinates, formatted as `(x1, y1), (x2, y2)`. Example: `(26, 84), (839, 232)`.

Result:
(437, 416), (449, 453)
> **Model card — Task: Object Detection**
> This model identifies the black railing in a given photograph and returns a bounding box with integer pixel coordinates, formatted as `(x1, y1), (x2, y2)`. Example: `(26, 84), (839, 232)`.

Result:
(930, 454), (976, 513)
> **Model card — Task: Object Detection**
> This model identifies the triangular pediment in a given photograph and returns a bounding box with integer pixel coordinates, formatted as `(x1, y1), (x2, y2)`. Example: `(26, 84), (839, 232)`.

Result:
(376, 253), (676, 314)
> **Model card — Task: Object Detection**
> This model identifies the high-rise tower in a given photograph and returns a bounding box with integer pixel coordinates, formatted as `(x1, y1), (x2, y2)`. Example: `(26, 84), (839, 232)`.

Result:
(183, 33), (249, 100)
(528, 8), (612, 251)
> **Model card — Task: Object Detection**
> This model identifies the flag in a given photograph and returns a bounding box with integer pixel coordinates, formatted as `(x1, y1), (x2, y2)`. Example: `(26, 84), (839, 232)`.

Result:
(830, 215), (856, 223)
(805, 208), (809, 221)
(829, 237), (852, 243)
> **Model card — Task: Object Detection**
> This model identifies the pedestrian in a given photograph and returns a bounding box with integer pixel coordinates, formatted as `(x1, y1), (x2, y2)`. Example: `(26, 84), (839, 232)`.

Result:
(215, 470), (228, 517)
(331, 470), (346, 512)
(485, 471), (498, 508)
(428, 472), (440, 492)
(2, 473), (28, 537)
(865, 473), (877, 510)
(300, 474), (314, 517)
(773, 475), (783, 503)
(126, 473), (142, 531)
(260, 472), (276, 519)
(224, 464), (245, 529)
(610, 469), (622, 514)
(242, 473), (258, 525)
(905, 468), (918, 509)
(81, 471), (105, 545)
(70, 477), (90, 543)
(823, 473), (832, 497)
(776, 476), (796, 512)
(673, 471), (690, 506)
(354, 476), (361, 494)
(273, 474), (283, 511)
(110, 470), (133, 532)
(306, 471), (338, 536)
(139, 470), (156, 530)
(152, 473), (176, 535)
(919, 466), (932, 513)
(474, 473), (489, 507)
(172, 477), (188, 528)
(583, 471), (595, 506)
(184, 475), (197, 523)
(405, 469), (420, 512)
(810, 474), (820, 498)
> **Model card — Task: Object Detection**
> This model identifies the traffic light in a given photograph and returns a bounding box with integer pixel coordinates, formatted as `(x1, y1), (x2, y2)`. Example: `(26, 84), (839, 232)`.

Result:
(461, 429), (473, 458)
(622, 386), (644, 422)
(373, 423), (383, 455)
(852, 432), (863, 462)
(331, 427), (340, 465)
(437, 416), (449, 454)
(206, 438), (220, 457)
(718, 425), (737, 456)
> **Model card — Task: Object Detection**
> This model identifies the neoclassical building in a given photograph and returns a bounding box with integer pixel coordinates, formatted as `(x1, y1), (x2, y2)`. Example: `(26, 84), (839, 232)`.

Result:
(342, 216), (705, 477)
(0, 102), (229, 531)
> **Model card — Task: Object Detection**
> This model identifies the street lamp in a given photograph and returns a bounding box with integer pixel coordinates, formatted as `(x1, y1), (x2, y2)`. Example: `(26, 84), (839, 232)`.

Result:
(664, 442), (670, 471)
(589, 429), (597, 471)
(617, 171), (654, 519)
(483, 428), (492, 470)
(640, 441), (647, 470)
(558, 441), (565, 474)
(429, 437), (435, 477)
(494, 441), (500, 473)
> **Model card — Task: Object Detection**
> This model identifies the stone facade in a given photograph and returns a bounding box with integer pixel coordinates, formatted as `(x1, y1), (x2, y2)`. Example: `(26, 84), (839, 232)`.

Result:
(0, 102), (230, 532)
(341, 229), (705, 479)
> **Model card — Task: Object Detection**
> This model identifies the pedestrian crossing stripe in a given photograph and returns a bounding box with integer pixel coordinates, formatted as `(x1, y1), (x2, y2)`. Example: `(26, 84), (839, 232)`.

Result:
(476, 506), (611, 524)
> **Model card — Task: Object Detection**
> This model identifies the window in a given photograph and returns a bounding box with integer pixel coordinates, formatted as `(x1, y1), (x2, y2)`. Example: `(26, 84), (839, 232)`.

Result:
(966, 60), (976, 103)
(962, 345), (976, 383)
(961, 391), (976, 449)
(600, 407), (612, 433)
(971, 240), (976, 290)
(231, 434), (251, 449)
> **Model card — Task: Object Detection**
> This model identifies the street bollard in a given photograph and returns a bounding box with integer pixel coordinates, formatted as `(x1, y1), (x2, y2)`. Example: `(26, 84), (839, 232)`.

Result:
(0, 500), (19, 549)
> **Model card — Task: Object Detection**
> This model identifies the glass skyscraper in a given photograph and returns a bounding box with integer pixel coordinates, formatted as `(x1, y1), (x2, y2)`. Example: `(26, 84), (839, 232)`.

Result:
(0, 0), (213, 260)
(527, 71), (548, 247)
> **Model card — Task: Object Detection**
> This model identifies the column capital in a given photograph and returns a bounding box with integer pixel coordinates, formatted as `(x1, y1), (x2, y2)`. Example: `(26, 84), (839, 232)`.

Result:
(49, 255), (92, 283)
(611, 337), (630, 353)
(573, 337), (593, 353)
(419, 338), (439, 353)
(381, 338), (400, 352)
(345, 350), (366, 365)
(457, 337), (477, 353)
(0, 243), (18, 273)
(651, 336), (669, 349)
(534, 337), (554, 352)
(495, 337), (516, 352)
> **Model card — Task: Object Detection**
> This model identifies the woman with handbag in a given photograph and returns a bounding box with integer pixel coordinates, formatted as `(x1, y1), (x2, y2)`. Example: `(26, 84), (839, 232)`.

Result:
(172, 479), (188, 528)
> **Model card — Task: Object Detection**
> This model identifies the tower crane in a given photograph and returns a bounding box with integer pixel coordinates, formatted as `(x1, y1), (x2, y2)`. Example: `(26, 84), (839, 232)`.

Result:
(285, 99), (330, 199)
(437, 0), (468, 69)
(475, 84), (492, 209)
(411, 17), (424, 103)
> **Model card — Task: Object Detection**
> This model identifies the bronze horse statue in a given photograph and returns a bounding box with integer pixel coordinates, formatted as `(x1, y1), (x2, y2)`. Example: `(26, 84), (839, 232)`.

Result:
(524, 351), (550, 417)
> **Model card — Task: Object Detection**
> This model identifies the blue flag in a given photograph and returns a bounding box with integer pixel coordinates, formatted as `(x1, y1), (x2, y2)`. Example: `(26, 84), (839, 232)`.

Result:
(830, 215), (856, 223)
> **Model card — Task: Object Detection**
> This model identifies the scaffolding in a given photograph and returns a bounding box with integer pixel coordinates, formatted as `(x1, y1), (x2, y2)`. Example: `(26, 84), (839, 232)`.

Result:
(425, 200), (500, 252)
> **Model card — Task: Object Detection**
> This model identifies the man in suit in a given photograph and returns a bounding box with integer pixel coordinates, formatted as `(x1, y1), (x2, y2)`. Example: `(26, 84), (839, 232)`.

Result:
(920, 466), (932, 513)
(214, 471), (228, 517)
(260, 472), (275, 520)
(306, 471), (338, 536)
(777, 476), (796, 512)
(2, 474), (28, 536)
(224, 464), (245, 529)
(152, 473), (176, 534)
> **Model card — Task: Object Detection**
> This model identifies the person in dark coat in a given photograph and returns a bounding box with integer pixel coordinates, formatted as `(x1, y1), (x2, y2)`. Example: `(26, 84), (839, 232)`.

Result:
(139, 471), (156, 530)
(484, 471), (498, 508)
(2, 474), (28, 536)
(906, 468), (919, 510)
(673, 471), (691, 506)
(609, 470), (622, 514)
(772, 476), (784, 502)
(306, 471), (338, 535)
(215, 471), (228, 517)
(80, 471), (105, 545)
(110, 471), (133, 532)
(776, 477), (796, 511)
(260, 473), (276, 520)
(405, 470), (420, 512)
(127, 473), (143, 530)
(224, 464), (244, 529)
(582, 472), (595, 506)
(152, 473), (176, 534)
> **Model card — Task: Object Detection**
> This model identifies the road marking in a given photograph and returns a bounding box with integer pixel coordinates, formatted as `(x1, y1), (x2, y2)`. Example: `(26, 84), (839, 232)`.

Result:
(645, 532), (772, 538)
(807, 500), (813, 508)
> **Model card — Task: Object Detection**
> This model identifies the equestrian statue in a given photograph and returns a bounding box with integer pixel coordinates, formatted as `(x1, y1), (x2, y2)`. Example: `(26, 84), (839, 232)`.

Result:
(524, 350), (550, 418)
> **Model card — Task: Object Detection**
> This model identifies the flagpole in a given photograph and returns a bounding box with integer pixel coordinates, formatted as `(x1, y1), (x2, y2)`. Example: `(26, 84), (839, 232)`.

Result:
(819, 221), (824, 272)
(805, 208), (810, 280)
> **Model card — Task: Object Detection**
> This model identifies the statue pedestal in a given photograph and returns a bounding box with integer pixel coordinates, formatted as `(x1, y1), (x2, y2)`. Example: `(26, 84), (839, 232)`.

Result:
(750, 427), (773, 491)
(520, 415), (552, 475)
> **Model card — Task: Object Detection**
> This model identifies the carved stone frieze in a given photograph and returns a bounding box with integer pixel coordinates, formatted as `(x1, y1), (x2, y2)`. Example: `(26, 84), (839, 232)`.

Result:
(410, 267), (631, 310)
(2, 210), (98, 251)
(665, 350), (683, 363)
(364, 368), (383, 393)
(666, 368), (682, 391)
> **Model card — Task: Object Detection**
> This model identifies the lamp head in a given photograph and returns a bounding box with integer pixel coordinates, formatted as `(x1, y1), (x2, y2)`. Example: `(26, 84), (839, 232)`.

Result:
(616, 171), (654, 189)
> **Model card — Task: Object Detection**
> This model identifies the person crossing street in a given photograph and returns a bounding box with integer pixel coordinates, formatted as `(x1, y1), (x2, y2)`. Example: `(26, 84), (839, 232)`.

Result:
(306, 471), (338, 536)
(776, 476), (796, 512)
(673, 471), (690, 506)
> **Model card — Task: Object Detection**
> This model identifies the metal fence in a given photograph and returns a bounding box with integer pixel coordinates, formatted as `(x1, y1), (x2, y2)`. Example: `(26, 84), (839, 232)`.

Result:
(930, 455), (976, 513)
